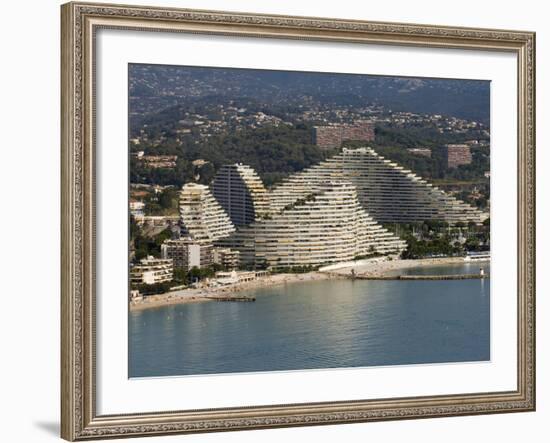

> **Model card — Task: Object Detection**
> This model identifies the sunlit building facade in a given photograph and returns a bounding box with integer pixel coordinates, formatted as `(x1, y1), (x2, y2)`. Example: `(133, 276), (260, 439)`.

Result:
(179, 183), (235, 242)
(270, 147), (486, 225)
(161, 238), (213, 271)
(222, 181), (406, 269)
(130, 256), (173, 285)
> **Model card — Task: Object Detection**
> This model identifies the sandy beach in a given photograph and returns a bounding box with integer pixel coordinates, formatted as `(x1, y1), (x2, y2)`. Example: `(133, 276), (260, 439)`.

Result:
(129, 257), (475, 311)
(130, 271), (335, 311)
(328, 256), (467, 278)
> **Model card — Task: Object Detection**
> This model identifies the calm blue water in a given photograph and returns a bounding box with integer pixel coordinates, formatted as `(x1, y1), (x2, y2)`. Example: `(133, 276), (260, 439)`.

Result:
(129, 263), (490, 377)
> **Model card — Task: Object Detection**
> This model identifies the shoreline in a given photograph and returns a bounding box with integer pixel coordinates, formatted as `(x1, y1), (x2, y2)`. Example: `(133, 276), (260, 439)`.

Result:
(130, 257), (487, 311)
(329, 256), (473, 278)
(129, 271), (336, 311)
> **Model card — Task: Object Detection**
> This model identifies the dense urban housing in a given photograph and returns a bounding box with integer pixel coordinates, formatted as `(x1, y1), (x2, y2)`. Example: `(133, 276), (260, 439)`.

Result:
(179, 183), (235, 242)
(445, 144), (473, 168)
(130, 256), (174, 285)
(312, 121), (375, 149)
(143, 145), (487, 273)
(270, 147), (486, 225)
(160, 238), (212, 271)
(222, 180), (406, 269)
(211, 163), (271, 226)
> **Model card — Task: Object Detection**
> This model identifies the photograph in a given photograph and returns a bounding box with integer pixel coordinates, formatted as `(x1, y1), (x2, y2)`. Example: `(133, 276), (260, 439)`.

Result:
(57, 2), (536, 439)
(127, 64), (492, 378)
(0, 0), (543, 441)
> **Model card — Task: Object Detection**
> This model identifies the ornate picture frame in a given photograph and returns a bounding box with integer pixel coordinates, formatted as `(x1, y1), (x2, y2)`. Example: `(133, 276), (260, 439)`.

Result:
(61, 1), (535, 440)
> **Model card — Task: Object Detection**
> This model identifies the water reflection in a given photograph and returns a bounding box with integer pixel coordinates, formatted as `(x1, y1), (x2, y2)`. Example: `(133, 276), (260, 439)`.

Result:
(480, 278), (487, 297)
(129, 263), (490, 377)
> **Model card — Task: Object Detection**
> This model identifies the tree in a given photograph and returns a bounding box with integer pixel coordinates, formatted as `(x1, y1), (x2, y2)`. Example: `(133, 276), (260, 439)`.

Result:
(197, 162), (215, 184)
(173, 268), (189, 285)
(158, 187), (178, 211)
(132, 227), (173, 263)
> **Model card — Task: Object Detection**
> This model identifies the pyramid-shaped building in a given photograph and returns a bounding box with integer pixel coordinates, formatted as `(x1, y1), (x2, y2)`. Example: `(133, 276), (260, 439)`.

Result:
(220, 180), (406, 269)
(269, 147), (487, 225)
(179, 183), (235, 243)
(211, 163), (271, 226)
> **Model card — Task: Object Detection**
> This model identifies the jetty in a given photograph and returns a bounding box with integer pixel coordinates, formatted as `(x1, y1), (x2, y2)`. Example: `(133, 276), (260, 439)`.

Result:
(204, 295), (256, 302)
(355, 274), (489, 281)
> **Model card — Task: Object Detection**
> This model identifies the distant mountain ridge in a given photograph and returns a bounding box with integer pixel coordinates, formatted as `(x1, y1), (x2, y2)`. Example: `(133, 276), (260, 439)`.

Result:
(129, 64), (490, 124)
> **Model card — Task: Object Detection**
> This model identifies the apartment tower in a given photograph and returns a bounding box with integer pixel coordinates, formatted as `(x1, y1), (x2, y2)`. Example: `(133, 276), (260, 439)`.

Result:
(270, 147), (486, 225)
(211, 163), (270, 226)
(222, 180), (406, 269)
(179, 183), (235, 242)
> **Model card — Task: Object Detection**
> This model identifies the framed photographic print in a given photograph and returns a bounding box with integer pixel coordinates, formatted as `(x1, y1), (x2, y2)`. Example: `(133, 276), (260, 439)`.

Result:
(61, 1), (536, 440)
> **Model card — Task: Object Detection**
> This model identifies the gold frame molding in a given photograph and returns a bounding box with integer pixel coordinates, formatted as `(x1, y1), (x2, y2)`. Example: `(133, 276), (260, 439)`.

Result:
(61, 2), (536, 440)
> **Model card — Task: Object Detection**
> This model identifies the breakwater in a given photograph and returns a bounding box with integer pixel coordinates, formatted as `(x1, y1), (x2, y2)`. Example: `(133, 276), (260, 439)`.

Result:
(204, 295), (256, 302)
(356, 274), (489, 281)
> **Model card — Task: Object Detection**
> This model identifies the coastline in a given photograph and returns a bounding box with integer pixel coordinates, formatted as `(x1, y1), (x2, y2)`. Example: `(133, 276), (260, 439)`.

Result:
(329, 256), (470, 278)
(129, 256), (483, 311)
(129, 271), (336, 311)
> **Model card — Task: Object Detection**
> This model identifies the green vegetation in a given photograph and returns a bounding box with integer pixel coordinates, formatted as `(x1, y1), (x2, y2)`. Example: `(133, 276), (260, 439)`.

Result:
(131, 124), (335, 188)
(188, 264), (223, 282)
(344, 126), (490, 183)
(133, 281), (173, 296)
(172, 268), (188, 285)
(133, 264), (228, 295)
(129, 65), (490, 124)
(341, 125), (491, 210)
(392, 220), (490, 259)
(373, 125), (468, 150)
(142, 187), (180, 215)
(283, 192), (319, 211)
(171, 264), (225, 287)
(131, 221), (172, 262)
(130, 156), (196, 189)
(354, 252), (384, 261)
(401, 236), (461, 259)
(131, 122), (489, 213)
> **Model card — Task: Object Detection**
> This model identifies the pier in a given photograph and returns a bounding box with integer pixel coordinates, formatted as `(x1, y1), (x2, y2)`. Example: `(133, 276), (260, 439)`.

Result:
(204, 295), (256, 302)
(355, 274), (489, 281)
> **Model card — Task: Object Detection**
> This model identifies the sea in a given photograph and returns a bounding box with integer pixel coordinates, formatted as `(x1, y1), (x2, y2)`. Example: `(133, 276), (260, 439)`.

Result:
(129, 262), (490, 377)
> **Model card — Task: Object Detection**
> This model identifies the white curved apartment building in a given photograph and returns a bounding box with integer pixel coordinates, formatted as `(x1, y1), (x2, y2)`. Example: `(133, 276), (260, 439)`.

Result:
(222, 181), (406, 269)
(270, 147), (486, 225)
(211, 163), (270, 226)
(179, 183), (235, 242)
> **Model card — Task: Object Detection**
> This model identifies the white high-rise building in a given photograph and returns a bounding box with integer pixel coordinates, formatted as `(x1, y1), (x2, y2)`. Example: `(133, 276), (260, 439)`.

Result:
(222, 181), (406, 269)
(212, 247), (240, 270)
(211, 163), (270, 226)
(269, 147), (486, 225)
(179, 183), (235, 242)
(130, 256), (173, 285)
(161, 238), (212, 271)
